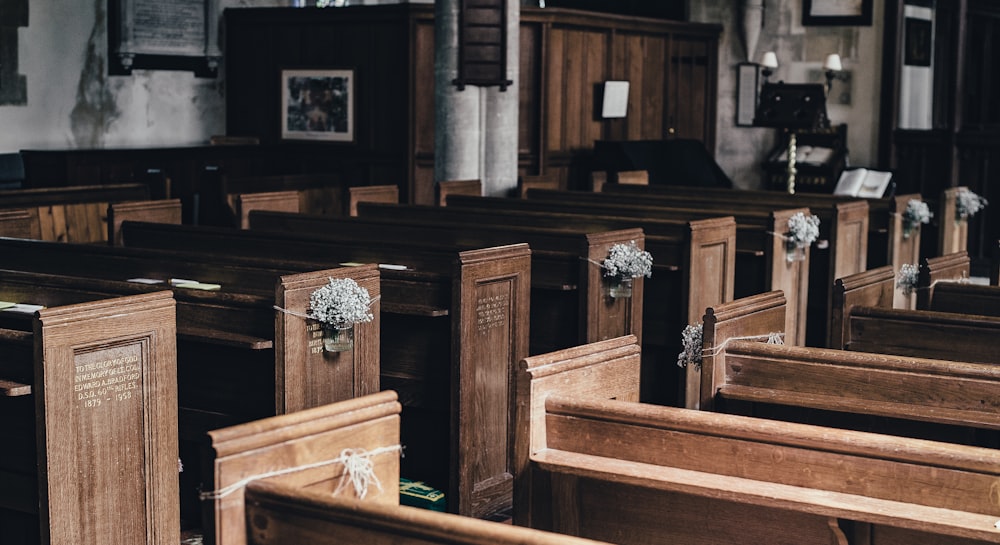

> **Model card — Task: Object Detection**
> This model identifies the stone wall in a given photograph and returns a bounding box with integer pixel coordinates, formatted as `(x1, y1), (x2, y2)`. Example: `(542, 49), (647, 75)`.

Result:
(691, 0), (884, 189)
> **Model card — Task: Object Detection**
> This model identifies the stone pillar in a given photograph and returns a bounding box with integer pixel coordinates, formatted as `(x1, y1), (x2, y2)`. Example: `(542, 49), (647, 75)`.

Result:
(435, 0), (519, 197)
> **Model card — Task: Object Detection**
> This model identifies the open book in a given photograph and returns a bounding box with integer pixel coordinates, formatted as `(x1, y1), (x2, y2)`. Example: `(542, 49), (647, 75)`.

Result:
(833, 168), (893, 198)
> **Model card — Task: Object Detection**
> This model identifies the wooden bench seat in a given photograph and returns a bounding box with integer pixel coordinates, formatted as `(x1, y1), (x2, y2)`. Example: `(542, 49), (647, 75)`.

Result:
(915, 251), (1000, 316)
(202, 391), (610, 545)
(516, 336), (1000, 544)
(0, 281), (178, 545)
(245, 210), (645, 357)
(831, 262), (1000, 363)
(114, 220), (531, 518)
(699, 290), (1000, 447)
(524, 187), (869, 347)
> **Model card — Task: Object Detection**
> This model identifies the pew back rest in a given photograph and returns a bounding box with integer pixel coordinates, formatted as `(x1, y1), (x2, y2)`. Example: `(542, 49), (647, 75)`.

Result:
(243, 482), (611, 545)
(347, 184), (399, 216)
(108, 198), (183, 245)
(540, 395), (1000, 522)
(830, 265), (894, 349)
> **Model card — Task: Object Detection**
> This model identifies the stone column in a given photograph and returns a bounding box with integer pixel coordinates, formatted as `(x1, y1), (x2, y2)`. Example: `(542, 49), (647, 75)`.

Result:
(434, 0), (519, 197)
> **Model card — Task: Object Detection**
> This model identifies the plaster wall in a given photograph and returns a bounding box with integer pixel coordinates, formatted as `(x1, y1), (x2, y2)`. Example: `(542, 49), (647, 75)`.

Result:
(691, 0), (885, 189)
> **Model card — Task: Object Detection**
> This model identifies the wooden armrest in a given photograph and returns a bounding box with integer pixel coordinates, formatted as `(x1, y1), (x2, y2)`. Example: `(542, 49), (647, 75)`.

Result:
(176, 326), (273, 349)
(0, 378), (31, 397)
(717, 385), (1000, 431)
(534, 449), (1000, 542)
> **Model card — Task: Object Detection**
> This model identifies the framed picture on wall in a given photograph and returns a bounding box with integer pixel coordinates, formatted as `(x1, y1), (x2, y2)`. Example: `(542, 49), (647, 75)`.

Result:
(281, 69), (355, 142)
(802, 0), (872, 26)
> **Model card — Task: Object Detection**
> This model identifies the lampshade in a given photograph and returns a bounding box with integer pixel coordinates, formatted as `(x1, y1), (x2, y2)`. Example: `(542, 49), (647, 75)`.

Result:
(760, 51), (779, 69)
(824, 53), (842, 71)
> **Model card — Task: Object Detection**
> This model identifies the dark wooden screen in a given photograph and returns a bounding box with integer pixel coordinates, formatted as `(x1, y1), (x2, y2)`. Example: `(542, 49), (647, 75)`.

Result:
(454, 0), (512, 90)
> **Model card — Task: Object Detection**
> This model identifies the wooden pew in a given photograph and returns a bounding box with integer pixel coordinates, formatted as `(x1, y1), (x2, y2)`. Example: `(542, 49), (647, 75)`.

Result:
(349, 201), (740, 407)
(0, 239), (382, 525)
(517, 173), (560, 198)
(410, 194), (809, 408)
(226, 184), (400, 228)
(0, 280), (178, 545)
(107, 198), (183, 245)
(698, 290), (1000, 447)
(516, 336), (1000, 544)
(436, 179), (481, 206)
(913, 251), (1000, 316)
(203, 391), (610, 545)
(115, 220), (531, 518)
(245, 210), (644, 357)
(0, 183), (163, 243)
(831, 264), (1000, 363)
(522, 187), (865, 347)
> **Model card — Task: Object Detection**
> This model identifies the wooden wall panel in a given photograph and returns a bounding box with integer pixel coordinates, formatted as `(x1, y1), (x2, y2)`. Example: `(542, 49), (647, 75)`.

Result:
(519, 23), (541, 173)
(545, 29), (566, 152)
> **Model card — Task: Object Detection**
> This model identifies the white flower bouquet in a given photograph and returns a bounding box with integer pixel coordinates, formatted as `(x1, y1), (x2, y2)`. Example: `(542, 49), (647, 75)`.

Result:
(309, 277), (374, 328)
(956, 189), (988, 220)
(602, 240), (653, 280)
(902, 199), (932, 238)
(895, 263), (920, 296)
(676, 323), (703, 370)
(784, 212), (820, 261)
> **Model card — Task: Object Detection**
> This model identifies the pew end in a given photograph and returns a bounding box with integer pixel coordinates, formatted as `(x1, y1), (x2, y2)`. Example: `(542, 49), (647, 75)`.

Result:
(347, 184), (399, 215)
(916, 250), (971, 310)
(938, 186), (969, 256)
(108, 198), (183, 245)
(699, 290), (786, 411)
(829, 265), (894, 349)
(436, 179), (482, 206)
(517, 174), (560, 198)
(514, 335), (642, 527)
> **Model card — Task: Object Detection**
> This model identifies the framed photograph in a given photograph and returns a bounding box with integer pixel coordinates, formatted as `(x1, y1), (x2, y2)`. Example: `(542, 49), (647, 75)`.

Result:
(802, 0), (872, 26)
(281, 69), (355, 142)
(736, 63), (759, 127)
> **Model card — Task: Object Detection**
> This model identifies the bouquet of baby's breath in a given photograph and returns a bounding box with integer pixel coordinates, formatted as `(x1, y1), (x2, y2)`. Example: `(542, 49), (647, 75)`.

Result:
(786, 212), (820, 247)
(602, 241), (653, 280)
(895, 263), (920, 296)
(309, 278), (374, 327)
(902, 199), (932, 238)
(956, 189), (988, 220)
(677, 323), (703, 370)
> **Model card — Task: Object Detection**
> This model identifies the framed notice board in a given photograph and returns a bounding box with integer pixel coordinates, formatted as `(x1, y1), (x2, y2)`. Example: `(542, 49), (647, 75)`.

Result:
(453, 0), (512, 90)
(108, 0), (221, 76)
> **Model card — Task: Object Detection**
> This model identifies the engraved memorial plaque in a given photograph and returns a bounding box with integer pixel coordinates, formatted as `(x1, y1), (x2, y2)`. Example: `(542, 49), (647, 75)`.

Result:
(112, 0), (220, 74)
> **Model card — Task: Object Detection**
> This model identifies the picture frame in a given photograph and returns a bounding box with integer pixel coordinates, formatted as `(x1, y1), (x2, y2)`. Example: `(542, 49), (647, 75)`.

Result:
(600, 81), (630, 119)
(736, 63), (759, 127)
(802, 0), (872, 26)
(281, 69), (355, 142)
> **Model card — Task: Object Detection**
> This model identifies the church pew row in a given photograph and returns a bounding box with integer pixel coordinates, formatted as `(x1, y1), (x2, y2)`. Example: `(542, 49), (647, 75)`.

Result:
(202, 391), (610, 545)
(0, 182), (166, 243)
(522, 187), (867, 347)
(698, 290), (1000, 448)
(0, 283), (178, 545)
(0, 239), (381, 526)
(515, 336), (1000, 544)
(601, 181), (921, 274)
(914, 251), (1000, 316)
(113, 221), (531, 518)
(242, 210), (646, 357)
(413, 194), (810, 408)
(227, 184), (399, 228)
(830, 262), (1000, 363)
(434, 194), (809, 344)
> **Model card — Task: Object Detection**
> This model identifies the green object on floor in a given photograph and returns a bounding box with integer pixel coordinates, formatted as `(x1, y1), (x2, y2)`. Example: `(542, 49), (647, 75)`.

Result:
(399, 477), (446, 512)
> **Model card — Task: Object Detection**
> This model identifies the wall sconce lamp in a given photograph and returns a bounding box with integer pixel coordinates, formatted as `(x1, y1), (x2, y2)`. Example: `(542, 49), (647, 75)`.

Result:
(823, 53), (842, 96)
(760, 51), (778, 83)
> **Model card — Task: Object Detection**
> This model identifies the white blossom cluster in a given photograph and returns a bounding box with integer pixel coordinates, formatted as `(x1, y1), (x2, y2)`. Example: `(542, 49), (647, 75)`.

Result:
(902, 199), (932, 237)
(676, 322), (703, 369)
(956, 189), (988, 220)
(786, 212), (821, 246)
(316, 0), (348, 6)
(602, 241), (653, 280)
(896, 263), (920, 296)
(309, 277), (374, 327)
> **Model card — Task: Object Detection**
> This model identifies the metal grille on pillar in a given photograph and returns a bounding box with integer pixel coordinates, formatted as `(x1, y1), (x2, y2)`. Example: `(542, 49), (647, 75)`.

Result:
(453, 0), (513, 91)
